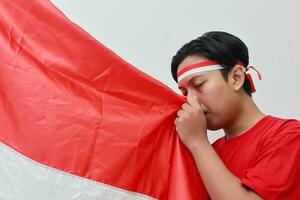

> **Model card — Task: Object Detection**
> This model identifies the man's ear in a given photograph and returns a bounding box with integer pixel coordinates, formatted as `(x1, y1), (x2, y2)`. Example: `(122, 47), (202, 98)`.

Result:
(228, 65), (245, 91)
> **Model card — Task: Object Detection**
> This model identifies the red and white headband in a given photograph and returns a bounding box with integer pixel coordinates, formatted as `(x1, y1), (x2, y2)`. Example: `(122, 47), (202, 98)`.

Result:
(177, 60), (262, 93)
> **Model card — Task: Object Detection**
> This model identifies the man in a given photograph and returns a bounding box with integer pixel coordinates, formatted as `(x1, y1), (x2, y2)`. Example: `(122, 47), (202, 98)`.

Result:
(172, 31), (300, 199)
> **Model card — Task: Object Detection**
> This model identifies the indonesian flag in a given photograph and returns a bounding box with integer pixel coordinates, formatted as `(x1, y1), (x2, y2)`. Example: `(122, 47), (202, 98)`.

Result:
(0, 0), (208, 199)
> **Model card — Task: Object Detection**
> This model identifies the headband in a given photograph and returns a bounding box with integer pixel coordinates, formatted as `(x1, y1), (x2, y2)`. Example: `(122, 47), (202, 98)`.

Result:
(177, 60), (262, 93)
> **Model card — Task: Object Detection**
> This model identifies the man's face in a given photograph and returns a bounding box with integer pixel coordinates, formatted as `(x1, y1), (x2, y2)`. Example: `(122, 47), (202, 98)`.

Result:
(177, 55), (240, 130)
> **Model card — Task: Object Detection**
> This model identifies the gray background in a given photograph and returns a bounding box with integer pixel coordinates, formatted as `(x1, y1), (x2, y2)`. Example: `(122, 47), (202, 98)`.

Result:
(52, 0), (300, 142)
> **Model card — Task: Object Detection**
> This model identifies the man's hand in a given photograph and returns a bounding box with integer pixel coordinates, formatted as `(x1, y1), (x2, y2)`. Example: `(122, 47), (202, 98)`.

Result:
(175, 96), (209, 152)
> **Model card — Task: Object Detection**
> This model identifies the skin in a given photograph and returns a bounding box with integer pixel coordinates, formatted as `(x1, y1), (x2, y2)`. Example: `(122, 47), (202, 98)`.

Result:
(175, 54), (265, 200)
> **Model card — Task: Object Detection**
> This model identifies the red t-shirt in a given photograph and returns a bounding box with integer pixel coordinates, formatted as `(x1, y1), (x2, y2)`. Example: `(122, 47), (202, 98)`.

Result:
(213, 115), (300, 199)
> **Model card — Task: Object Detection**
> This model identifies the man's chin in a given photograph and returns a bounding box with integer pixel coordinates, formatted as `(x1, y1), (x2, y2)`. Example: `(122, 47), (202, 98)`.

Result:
(206, 121), (222, 131)
(207, 126), (221, 131)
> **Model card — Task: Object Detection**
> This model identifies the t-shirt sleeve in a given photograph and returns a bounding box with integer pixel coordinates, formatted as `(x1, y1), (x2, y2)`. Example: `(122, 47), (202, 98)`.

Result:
(241, 121), (300, 199)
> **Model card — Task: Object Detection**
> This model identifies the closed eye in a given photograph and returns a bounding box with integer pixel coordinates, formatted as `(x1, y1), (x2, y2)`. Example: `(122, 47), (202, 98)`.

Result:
(194, 81), (205, 89)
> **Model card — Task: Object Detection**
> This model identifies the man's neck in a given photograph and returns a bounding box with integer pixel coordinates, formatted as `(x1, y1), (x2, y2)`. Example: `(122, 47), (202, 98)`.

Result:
(223, 96), (265, 139)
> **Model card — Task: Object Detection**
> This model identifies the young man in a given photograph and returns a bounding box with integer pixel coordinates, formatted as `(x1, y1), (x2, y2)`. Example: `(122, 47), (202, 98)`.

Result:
(172, 31), (300, 199)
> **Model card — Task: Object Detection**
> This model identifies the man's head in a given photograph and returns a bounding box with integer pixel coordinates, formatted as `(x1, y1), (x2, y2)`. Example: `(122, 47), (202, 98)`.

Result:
(171, 31), (254, 130)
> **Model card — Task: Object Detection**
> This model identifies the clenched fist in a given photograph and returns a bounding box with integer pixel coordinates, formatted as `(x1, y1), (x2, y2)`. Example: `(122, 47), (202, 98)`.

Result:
(175, 96), (208, 152)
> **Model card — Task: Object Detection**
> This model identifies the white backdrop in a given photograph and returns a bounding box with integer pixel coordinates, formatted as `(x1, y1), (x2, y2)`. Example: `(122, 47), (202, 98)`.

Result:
(51, 0), (300, 142)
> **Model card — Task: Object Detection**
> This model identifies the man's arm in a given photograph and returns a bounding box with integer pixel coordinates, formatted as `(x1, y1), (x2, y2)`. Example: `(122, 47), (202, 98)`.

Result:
(190, 140), (263, 200)
(175, 96), (263, 200)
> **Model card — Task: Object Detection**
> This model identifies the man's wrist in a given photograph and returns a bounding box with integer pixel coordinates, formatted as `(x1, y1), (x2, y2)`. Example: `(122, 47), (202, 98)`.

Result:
(189, 136), (211, 156)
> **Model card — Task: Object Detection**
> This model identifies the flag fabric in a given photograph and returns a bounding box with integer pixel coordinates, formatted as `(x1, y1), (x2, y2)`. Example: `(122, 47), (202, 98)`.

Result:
(0, 0), (208, 199)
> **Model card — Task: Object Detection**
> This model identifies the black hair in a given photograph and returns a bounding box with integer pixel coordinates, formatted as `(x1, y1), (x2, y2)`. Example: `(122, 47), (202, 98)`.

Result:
(171, 31), (252, 96)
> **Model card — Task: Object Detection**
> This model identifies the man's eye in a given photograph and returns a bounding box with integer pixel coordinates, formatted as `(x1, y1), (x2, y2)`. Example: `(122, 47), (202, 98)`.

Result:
(195, 82), (205, 88)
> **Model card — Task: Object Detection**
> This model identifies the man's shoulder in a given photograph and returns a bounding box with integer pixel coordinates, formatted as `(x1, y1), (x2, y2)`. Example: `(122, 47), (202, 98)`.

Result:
(259, 115), (300, 144)
(263, 115), (300, 134)
(256, 115), (298, 132)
